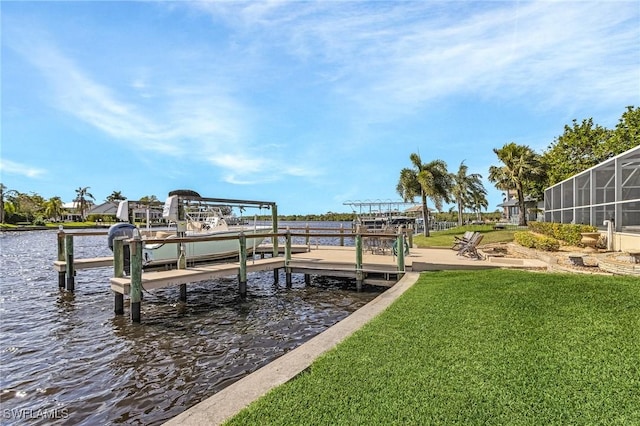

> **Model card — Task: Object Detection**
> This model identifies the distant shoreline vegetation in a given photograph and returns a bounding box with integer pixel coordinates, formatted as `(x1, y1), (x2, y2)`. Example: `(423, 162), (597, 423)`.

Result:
(0, 211), (505, 229)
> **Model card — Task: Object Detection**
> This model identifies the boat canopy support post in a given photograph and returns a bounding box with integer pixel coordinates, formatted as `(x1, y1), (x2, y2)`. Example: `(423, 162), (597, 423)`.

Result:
(355, 229), (363, 291)
(57, 229), (65, 289)
(65, 234), (75, 292)
(238, 233), (248, 298)
(130, 232), (143, 323)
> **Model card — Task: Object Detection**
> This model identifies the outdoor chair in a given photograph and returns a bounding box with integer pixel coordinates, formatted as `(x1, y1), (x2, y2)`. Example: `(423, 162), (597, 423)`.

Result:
(457, 233), (484, 259)
(451, 231), (475, 250)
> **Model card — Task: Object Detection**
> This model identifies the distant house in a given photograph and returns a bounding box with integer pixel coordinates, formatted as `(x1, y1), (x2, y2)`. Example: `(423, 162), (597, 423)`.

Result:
(87, 202), (119, 223)
(496, 195), (540, 224)
(61, 202), (84, 222)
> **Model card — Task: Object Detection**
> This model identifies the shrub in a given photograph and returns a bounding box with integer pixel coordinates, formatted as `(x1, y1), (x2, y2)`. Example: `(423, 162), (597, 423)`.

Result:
(528, 221), (597, 246)
(514, 231), (559, 251)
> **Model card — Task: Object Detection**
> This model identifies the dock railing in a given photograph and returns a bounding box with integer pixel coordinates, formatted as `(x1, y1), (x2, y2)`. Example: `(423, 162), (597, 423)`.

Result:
(55, 226), (412, 322)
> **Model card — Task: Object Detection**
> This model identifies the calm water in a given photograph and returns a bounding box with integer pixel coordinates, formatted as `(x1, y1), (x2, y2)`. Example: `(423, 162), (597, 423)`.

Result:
(0, 223), (380, 425)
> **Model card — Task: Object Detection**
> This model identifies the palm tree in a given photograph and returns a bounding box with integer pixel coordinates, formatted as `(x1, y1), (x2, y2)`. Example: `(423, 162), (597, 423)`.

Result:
(488, 143), (543, 226)
(450, 161), (487, 226)
(470, 190), (489, 222)
(44, 196), (64, 222)
(73, 187), (95, 220)
(397, 153), (452, 236)
(106, 191), (126, 202)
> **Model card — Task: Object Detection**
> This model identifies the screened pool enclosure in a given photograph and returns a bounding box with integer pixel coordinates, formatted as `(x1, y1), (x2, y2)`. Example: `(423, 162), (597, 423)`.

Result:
(544, 146), (640, 234)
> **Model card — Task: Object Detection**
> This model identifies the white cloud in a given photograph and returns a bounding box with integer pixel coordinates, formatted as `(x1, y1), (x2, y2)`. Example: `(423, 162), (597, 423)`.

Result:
(0, 159), (46, 178)
(190, 1), (639, 115)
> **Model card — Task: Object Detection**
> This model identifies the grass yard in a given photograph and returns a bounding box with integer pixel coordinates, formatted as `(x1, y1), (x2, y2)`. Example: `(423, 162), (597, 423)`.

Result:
(413, 225), (517, 248)
(226, 270), (640, 425)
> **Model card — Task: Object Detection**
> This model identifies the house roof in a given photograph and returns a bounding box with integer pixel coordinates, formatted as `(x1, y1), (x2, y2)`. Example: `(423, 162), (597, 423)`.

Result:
(88, 202), (118, 215)
(497, 197), (537, 208)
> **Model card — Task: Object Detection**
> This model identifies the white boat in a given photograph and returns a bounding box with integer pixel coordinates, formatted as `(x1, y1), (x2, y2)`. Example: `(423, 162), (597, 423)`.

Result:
(115, 191), (272, 266)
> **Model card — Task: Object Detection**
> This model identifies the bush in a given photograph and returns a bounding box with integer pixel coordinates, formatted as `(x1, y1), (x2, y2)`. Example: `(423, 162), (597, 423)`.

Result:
(528, 221), (597, 246)
(514, 231), (560, 251)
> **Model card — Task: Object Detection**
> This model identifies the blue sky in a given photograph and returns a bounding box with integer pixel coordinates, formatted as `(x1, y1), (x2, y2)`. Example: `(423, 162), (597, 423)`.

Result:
(2, 1), (639, 216)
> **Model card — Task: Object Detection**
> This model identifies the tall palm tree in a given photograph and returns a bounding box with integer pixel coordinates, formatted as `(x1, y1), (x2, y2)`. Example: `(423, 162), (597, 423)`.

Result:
(470, 190), (489, 221)
(73, 186), (95, 220)
(450, 161), (487, 226)
(44, 196), (64, 222)
(488, 143), (543, 226)
(397, 153), (452, 236)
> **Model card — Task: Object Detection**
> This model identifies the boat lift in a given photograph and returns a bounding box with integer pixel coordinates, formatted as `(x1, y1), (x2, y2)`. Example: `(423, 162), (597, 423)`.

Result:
(343, 200), (419, 229)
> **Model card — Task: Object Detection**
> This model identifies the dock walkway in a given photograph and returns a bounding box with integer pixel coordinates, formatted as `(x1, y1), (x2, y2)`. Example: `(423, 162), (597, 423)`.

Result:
(108, 245), (547, 295)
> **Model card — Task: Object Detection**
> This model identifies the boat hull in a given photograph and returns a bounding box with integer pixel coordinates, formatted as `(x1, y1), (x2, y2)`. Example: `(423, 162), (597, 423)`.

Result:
(142, 227), (268, 266)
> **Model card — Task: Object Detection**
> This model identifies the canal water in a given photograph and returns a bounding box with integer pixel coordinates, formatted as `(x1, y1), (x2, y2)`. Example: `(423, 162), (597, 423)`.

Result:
(0, 224), (381, 425)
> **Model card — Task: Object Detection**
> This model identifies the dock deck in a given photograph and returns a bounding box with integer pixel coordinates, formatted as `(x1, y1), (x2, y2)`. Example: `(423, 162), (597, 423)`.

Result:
(108, 245), (548, 295)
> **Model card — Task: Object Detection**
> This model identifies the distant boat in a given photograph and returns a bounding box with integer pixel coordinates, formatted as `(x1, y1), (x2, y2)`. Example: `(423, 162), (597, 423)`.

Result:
(113, 190), (271, 267)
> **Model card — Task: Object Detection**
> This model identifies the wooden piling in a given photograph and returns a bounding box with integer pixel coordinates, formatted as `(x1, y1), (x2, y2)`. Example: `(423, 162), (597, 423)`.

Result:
(113, 237), (125, 315)
(271, 204), (279, 258)
(238, 233), (247, 297)
(285, 230), (292, 288)
(113, 237), (125, 278)
(179, 284), (187, 302)
(57, 230), (65, 289)
(64, 235), (75, 292)
(396, 230), (405, 278)
(355, 231), (363, 291)
(305, 224), (310, 246)
(130, 232), (143, 323)
(339, 224), (344, 247)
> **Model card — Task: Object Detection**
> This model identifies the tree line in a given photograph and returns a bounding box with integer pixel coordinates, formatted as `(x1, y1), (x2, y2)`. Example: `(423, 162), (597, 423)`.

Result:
(1, 106), (637, 227)
(398, 106), (638, 236)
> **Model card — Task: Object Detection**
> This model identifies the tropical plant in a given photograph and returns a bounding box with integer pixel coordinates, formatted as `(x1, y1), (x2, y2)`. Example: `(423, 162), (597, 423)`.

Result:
(470, 189), (489, 222)
(44, 196), (64, 222)
(450, 161), (487, 226)
(488, 143), (545, 226)
(139, 195), (160, 205)
(602, 105), (639, 158)
(541, 118), (611, 186)
(0, 184), (18, 224)
(73, 187), (95, 220)
(397, 153), (452, 236)
(106, 191), (126, 202)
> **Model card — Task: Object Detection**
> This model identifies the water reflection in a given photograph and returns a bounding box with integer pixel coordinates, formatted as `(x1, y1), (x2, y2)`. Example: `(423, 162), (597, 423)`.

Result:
(0, 229), (381, 425)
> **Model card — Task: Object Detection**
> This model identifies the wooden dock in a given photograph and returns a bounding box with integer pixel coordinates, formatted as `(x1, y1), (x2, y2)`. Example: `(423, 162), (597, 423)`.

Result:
(53, 227), (548, 323)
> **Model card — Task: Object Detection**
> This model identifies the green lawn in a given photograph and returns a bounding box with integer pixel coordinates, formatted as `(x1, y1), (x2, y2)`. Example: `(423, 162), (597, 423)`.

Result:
(226, 270), (640, 425)
(413, 225), (517, 248)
